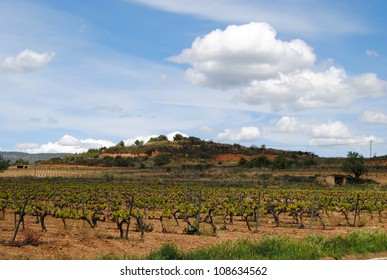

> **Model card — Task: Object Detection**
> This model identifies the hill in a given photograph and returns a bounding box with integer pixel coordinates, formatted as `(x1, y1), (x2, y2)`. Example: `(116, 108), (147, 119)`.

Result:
(59, 135), (317, 168)
(0, 151), (71, 163)
(7, 135), (387, 171)
(103, 137), (315, 161)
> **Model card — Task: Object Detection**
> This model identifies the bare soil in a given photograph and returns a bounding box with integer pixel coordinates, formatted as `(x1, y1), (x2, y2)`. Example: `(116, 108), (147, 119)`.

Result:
(1, 209), (386, 260)
(1, 164), (387, 259)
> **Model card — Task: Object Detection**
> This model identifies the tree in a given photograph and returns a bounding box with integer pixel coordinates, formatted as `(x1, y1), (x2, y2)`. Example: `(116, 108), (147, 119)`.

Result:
(0, 155), (10, 173)
(342, 151), (367, 178)
(117, 140), (125, 147)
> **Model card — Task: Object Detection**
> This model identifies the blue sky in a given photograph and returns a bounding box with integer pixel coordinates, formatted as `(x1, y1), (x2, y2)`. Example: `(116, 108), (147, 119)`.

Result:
(1, 0), (386, 157)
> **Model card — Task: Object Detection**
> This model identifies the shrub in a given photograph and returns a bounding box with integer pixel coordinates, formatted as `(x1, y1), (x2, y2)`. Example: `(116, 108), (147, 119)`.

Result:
(148, 244), (183, 260)
(136, 222), (154, 233)
(153, 154), (171, 166)
(183, 224), (202, 235)
(0, 155), (10, 173)
(251, 156), (271, 168)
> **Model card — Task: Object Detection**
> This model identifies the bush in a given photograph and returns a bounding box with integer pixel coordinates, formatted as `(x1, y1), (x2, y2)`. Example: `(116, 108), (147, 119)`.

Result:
(251, 156), (271, 168)
(148, 244), (183, 260)
(148, 135), (169, 143)
(153, 154), (171, 166)
(183, 224), (202, 235)
(0, 155), (10, 173)
(238, 157), (251, 168)
(136, 222), (154, 232)
(272, 158), (293, 170)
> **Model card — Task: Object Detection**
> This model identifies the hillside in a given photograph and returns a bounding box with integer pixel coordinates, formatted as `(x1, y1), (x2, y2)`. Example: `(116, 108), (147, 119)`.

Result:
(0, 151), (70, 163)
(4, 135), (387, 169)
(58, 135), (318, 168)
(102, 138), (315, 161)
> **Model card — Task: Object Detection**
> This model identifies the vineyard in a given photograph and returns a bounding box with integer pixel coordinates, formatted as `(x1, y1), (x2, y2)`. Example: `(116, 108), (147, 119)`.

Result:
(1, 176), (387, 259)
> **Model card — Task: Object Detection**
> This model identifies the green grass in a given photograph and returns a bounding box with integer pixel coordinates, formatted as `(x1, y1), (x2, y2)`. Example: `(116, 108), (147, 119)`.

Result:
(152, 231), (387, 260)
(181, 236), (323, 260)
(98, 231), (387, 260)
(318, 231), (387, 259)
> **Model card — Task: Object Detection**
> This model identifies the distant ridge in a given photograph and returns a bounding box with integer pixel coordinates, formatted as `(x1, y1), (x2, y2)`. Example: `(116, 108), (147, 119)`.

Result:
(0, 151), (71, 163)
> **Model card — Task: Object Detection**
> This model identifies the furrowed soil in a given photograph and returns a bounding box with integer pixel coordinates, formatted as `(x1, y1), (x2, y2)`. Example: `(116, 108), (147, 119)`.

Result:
(1, 164), (387, 259)
(1, 208), (386, 260)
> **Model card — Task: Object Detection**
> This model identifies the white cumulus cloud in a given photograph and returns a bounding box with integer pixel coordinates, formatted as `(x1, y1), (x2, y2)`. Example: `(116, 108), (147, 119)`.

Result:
(242, 67), (356, 110)
(123, 131), (189, 146)
(273, 116), (305, 133)
(271, 117), (380, 149)
(242, 68), (387, 111)
(308, 135), (380, 147)
(170, 22), (315, 89)
(217, 126), (261, 142)
(0, 49), (55, 73)
(15, 135), (115, 154)
(307, 121), (381, 148)
(272, 117), (352, 138)
(360, 111), (387, 124)
(311, 121), (351, 139)
(171, 22), (387, 111)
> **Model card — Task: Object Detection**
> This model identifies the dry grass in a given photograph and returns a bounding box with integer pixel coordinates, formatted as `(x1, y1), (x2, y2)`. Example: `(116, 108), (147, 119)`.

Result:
(0, 229), (43, 247)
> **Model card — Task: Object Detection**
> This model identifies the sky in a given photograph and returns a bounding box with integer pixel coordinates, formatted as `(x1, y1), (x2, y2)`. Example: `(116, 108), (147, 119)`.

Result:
(1, 0), (387, 157)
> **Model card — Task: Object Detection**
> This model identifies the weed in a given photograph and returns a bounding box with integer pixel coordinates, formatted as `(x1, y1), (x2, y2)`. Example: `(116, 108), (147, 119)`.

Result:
(183, 224), (203, 235)
(135, 222), (154, 232)
(1, 229), (43, 247)
(143, 231), (387, 260)
(148, 244), (183, 260)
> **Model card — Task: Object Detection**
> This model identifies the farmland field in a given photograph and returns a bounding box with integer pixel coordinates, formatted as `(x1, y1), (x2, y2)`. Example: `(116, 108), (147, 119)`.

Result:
(1, 164), (387, 260)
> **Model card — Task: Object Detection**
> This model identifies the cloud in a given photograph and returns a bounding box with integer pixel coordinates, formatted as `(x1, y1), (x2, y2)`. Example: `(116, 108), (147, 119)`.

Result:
(29, 117), (42, 123)
(311, 121), (351, 139)
(242, 68), (387, 111)
(124, 131), (189, 145)
(308, 135), (379, 147)
(271, 117), (380, 149)
(366, 49), (379, 57)
(170, 22), (387, 111)
(92, 105), (123, 113)
(360, 111), (387, 124)
(158, 74), (168, 83)
(217, 126), (261, 142)
(271, 116), (353, 139)
(273, 116), (305, 133)
(272, 117), (351, 138)
(15, 131), (192, 154)
(15, 135), (115, 154)
(169, 22), (316, 89)
(29, 116), (59, 125)
(310, 126), (380, 149)
(47, 117), (59, 124)
(199, 126), (213, 133)
(0, 49), (55, 73)
(127, 0), (365, 35)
